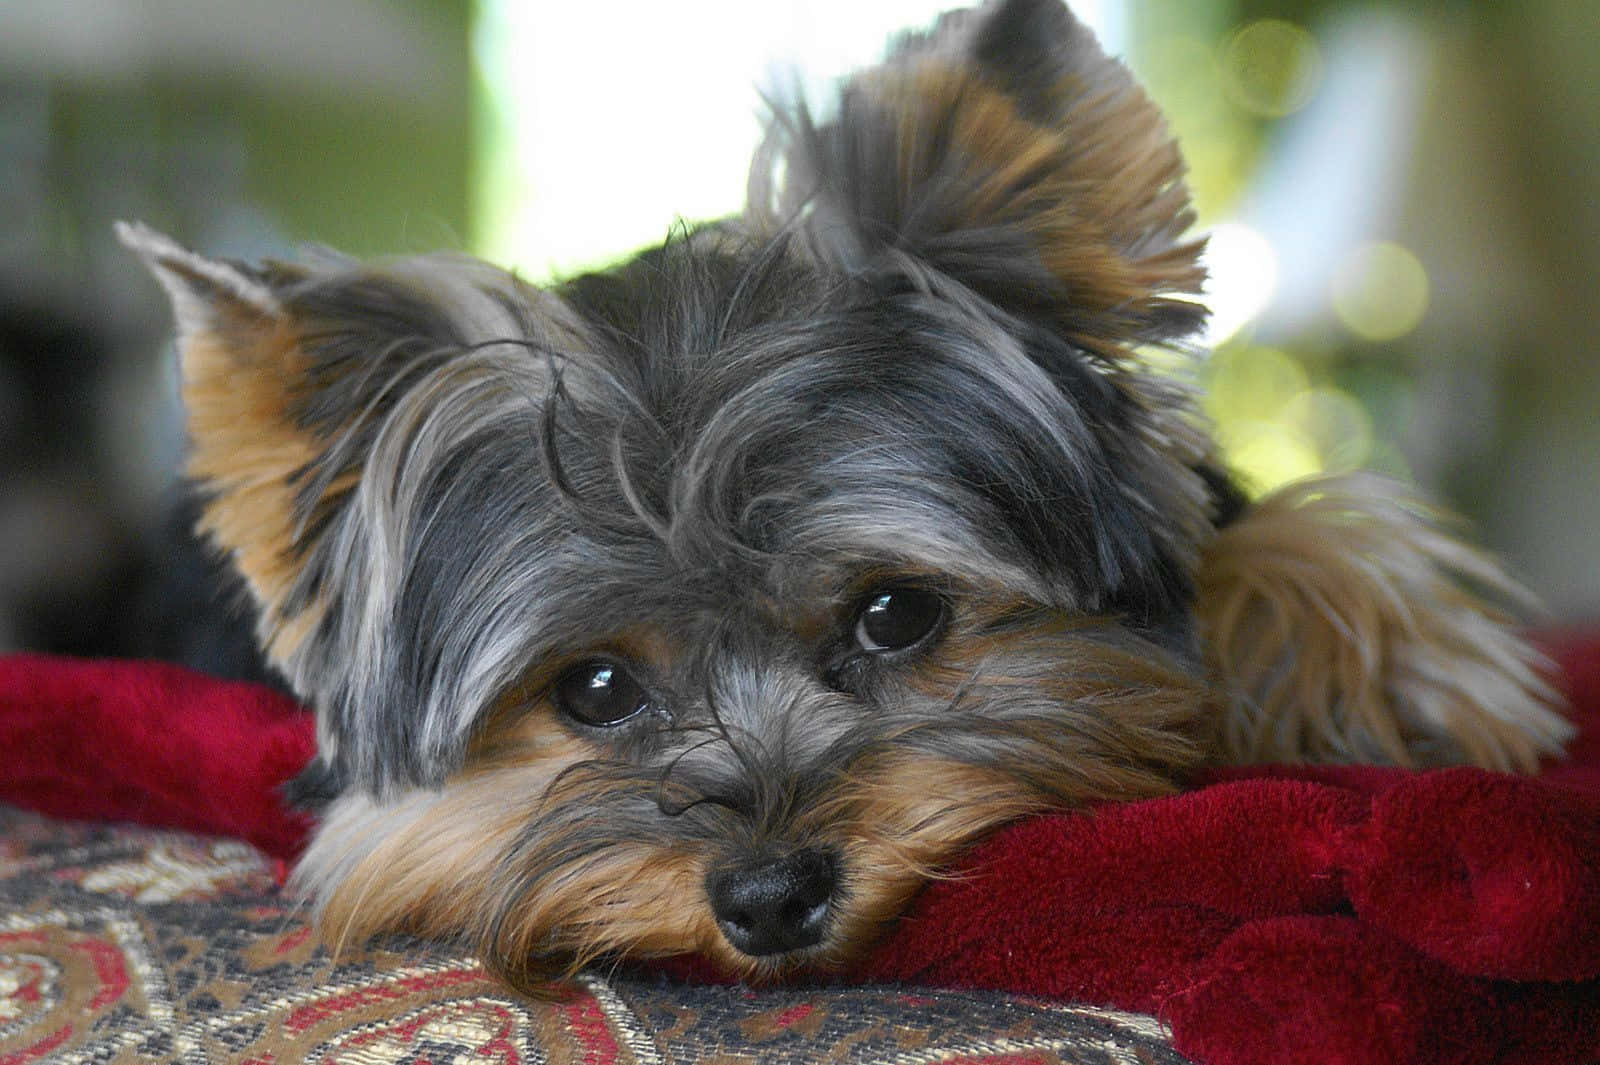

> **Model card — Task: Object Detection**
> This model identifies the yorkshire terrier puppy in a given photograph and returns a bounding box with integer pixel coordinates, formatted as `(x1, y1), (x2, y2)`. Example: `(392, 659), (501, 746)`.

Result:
(120, 0), (1568, 992)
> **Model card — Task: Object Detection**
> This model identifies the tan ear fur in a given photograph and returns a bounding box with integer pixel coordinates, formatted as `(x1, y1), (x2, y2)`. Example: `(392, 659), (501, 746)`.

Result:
(872, 60), (1203, 337)
(1197, 474), (1571, 772)
(749, 0), (1205, 346)
(117, 222), (329, 664)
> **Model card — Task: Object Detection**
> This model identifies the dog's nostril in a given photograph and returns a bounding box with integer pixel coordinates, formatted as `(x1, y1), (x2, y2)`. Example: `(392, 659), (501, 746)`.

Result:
(706, 849), (837, 958)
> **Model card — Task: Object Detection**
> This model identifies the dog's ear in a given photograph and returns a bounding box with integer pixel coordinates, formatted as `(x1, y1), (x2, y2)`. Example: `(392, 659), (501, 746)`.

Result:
(748, 0), (1204, 350)
(117, 223), (334, 668)
(117, 222), (585, 791)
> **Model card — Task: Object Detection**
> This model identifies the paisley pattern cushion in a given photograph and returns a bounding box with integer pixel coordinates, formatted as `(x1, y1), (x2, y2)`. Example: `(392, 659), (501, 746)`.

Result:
(0, 804), (1188, 1064)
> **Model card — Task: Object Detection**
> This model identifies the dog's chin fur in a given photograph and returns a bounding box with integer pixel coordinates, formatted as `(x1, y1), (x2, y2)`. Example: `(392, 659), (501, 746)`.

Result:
(121, 0), (1569, 995)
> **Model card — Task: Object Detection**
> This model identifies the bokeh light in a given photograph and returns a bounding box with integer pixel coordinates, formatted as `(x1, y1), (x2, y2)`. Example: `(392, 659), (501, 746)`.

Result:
(1331, 241), (1431, 342)
(1202, 343), (1379, 494)
(1220, 19), (1323, 118)
(1284, 386), (1374, 472)
(1204, 344), (1309, 425)
(1221, 421), (1323, 492)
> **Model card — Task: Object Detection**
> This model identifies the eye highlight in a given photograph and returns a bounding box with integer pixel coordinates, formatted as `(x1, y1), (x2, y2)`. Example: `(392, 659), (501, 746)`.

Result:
(552, 660), (652, 727)
(853, 586), (947, 654)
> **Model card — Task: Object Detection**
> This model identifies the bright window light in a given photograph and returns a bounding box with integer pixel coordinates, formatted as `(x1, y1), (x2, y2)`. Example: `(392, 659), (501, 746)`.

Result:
(1201, 222), (1279, 347)
(473, 0), (1127, 280)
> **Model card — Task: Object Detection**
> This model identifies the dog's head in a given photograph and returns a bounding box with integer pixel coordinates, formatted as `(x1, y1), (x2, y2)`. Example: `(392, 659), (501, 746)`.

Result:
(123, 0), (1228, 986)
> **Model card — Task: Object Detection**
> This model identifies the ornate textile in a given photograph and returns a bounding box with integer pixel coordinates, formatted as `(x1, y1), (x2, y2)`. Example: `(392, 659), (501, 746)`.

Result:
(0, 804), (1187, 1064)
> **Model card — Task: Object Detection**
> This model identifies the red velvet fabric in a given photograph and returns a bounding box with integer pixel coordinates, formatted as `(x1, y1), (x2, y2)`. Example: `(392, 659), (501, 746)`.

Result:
(0, 654), (314, 867)
(2, 641), (1597, 1065)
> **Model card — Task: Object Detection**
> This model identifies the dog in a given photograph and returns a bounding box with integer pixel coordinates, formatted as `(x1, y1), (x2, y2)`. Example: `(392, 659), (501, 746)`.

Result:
(118, 0), (1570, 992)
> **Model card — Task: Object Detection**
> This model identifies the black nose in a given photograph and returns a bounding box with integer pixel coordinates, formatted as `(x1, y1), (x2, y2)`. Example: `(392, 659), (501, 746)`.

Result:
(707, 849), (837, 957)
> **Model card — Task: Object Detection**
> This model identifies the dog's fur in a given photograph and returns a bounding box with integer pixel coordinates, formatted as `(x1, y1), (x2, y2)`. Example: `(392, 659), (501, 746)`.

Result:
(119, 0), (1569, 992)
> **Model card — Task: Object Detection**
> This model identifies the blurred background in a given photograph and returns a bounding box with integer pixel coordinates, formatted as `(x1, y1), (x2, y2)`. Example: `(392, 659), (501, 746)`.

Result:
(1, 0), (1595, 661)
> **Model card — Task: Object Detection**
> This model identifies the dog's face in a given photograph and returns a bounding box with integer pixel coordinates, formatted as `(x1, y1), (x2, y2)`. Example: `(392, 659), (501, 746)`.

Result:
(124, 0), (1229, 985)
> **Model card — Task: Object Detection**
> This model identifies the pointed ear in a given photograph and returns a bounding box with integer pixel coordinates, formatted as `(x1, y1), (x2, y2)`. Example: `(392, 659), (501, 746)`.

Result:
(118, 223), (590, 789)
(117, 221), (326, 665)
(749, 0), (1204, 348)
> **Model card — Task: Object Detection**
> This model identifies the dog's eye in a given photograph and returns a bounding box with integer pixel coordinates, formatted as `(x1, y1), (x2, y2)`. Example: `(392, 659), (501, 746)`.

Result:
(552, 660), (651, 727)
(854, 587), (946, 653)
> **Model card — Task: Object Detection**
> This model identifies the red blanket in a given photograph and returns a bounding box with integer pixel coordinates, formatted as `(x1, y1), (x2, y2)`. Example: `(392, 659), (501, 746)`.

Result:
(2, 643), (1597, 1065)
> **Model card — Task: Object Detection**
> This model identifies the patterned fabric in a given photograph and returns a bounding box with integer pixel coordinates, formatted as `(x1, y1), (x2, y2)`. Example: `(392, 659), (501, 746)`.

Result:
(0, 805), (1189, 1064)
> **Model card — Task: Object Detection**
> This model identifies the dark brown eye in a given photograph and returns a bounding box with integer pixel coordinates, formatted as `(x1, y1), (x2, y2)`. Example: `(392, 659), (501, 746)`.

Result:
(552, 660), (651, 726)
(854, 587), (946, 653)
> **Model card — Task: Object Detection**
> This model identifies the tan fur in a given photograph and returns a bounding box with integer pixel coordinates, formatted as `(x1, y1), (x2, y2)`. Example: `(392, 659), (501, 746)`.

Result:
(806, 756), (1062, 974)
(301, 749), (738, 989)
(480, 820), (725, 988)
(303, 750), (1110, 992)
(114, 222), (330, 665)
(180, 327), (329, 663)
(880, 62), (1204, 338)
(1197, 474), (1571, 771)
(295, 709), (592, 957)
(914, 607), (1213, 795)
